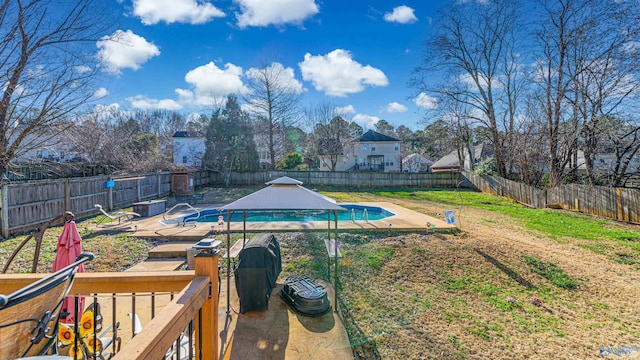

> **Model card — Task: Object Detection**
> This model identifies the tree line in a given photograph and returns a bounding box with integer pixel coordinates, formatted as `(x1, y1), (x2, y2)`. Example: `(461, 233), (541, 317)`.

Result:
(412, 0), (640, 188)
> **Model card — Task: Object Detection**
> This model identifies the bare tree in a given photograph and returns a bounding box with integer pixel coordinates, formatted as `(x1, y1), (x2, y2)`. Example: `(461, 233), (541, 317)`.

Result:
(563, 0), (640, 184)
(414, 0), (524, 178)
(244, 62), (302, 169)
(530, 0), (640, 187)
(0, 0), (115, 178)
(304, 103), (359, 171)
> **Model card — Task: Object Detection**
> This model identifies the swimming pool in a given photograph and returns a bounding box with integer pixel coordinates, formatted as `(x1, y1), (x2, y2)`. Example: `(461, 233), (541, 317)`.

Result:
(180, 204), (395, 224)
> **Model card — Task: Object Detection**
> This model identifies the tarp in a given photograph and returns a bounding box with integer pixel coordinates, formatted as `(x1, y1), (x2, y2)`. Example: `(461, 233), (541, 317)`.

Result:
(52, 221), (85, 323)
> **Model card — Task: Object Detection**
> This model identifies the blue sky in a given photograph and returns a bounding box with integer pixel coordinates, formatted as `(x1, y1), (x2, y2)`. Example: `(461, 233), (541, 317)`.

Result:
(94, 0), (445, 131)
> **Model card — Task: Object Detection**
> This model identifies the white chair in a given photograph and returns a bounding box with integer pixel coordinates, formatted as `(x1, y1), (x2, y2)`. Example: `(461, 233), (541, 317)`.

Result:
(94, 204), (140, 225)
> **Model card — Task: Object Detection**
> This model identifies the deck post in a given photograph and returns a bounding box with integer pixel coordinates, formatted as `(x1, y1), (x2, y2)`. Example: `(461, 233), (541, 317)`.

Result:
(195, 247), (219, 360)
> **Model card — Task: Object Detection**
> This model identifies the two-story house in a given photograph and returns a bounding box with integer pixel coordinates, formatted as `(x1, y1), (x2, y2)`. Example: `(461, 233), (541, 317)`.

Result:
(172, 130), (205, 168)
(319, 130), (401, 172)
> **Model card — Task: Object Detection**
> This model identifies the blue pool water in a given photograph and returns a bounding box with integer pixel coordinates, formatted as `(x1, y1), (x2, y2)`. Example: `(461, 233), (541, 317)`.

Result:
(183, 204), (394, 223)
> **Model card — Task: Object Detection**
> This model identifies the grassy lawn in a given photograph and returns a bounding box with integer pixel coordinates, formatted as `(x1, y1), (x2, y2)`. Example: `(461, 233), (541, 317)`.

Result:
(0, 213), (156, 273)
(314, 188), (640, 358)
(321, 188), (640, 267)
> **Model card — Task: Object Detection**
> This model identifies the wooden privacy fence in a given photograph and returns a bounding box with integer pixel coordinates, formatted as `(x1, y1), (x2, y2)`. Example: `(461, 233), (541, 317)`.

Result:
(213, 170), (462, 188)
(547, 185), (640, 223)
(462, 171), (640, 224)
(462, 171), (547, 208)
(0, 170), (210, 237)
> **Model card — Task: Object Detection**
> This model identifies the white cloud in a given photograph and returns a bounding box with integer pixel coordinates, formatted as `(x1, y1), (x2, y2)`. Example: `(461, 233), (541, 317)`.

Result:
(91, 103), (128, 122)
(246, 62), (305, 94)
(126, 95), (183, 110)
(334, 105), (356, 115)
(299, 49), (388, 97)
(75, 65), (92, 74)
(352, 113), (380, 129)
(384, 5), (418, 24)
(235, 0), (318, 28)
(415, 92), (438, 109)
(383, 102), (407, 113)
(132, 0), (225, 25)
(187, 112), (202, 123)
(458, 72), (504, 89)
(177, 61), (248, 106)
(94, 87), (109, 98)
(97, 30), (160, 74)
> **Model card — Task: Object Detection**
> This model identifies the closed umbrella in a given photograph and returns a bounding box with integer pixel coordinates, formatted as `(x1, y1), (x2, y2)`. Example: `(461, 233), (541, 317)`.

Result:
(52, 219), (85, 324)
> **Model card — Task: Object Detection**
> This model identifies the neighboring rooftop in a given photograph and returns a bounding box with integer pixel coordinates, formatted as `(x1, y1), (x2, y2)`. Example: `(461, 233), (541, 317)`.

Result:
(172, 130), (204, 138)
(359, 130), (400, 142)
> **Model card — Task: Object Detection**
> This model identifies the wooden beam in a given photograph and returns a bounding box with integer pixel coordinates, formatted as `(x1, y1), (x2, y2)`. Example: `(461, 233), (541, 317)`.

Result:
(113, 276), (209, 360)
(0, 271), (195, 294)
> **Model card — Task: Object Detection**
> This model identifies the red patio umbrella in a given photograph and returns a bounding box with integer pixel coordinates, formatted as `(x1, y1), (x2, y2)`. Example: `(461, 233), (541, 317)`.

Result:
(52, 219), (85, 324)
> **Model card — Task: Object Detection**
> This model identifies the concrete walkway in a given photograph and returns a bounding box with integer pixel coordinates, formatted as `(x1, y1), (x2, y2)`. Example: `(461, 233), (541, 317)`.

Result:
(219, 277), (353, 360)
(129, 249), (354, 360)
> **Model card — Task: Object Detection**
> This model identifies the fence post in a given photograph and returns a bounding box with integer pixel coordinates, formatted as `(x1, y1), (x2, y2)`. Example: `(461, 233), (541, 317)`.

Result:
(64, 179), (71, 211)
(108, 186), (113, 211)
(194, 246), (219, 360)
(1, 184), (8, 238)
(137, 178), (142, 202)
(616, 187), (623, 221)
(157, 173), (162, 197)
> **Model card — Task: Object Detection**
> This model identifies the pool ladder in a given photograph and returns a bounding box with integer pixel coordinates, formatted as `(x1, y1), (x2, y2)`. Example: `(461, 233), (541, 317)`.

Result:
(350, 208), (369, 223)
(163, 203), (201, 226)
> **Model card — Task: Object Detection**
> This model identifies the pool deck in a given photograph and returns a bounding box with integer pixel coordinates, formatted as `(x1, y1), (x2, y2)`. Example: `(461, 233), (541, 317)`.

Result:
(108, 202), (456, 241)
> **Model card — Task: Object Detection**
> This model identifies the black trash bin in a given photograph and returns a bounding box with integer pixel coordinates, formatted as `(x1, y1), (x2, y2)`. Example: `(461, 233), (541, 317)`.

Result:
(234, 233), (282, 313)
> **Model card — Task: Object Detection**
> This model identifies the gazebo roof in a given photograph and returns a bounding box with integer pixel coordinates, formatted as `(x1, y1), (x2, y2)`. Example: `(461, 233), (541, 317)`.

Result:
(220, 176), (345, 211)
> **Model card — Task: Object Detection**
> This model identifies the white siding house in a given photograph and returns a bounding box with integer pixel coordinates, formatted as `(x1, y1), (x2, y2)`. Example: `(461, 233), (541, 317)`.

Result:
(172, 131), (205, 168)
(319, 130), (401, 172)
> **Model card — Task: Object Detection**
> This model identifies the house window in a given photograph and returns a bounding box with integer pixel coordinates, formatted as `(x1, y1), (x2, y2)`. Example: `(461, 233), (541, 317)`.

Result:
(372, 146), (376, 152)
(390, 161), (394, 166)
(182, 156), (188, 164)
(362, 144), (369, 150)
(395, 143), (399, 151)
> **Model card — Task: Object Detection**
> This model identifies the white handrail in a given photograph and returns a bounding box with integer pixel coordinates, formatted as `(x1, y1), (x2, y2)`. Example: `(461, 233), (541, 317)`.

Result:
(162, 203), (201, 226)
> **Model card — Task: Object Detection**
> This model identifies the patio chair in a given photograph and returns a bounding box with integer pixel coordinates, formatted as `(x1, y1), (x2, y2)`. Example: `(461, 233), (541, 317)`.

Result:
(94, 204), (140, 225)
(0, 253), (94, 359)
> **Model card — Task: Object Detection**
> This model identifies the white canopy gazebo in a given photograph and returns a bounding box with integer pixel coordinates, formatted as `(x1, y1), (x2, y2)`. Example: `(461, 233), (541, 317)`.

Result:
(219, 176), (346, 314)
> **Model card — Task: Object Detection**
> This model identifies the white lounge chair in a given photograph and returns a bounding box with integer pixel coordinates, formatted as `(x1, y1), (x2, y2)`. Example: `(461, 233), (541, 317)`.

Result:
(94, 204), (140, 225)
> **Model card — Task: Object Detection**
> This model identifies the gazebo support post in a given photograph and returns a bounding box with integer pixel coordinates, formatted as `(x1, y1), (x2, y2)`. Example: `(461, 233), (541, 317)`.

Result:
(327, 212), (331, 279)
(243, 210), (247, 246)
(334, 210), (338, 313)
(226, 209), (231, 315)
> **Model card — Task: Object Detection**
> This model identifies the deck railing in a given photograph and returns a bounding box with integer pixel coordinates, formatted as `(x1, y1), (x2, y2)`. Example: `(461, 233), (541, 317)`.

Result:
(0, 251), (219, 360)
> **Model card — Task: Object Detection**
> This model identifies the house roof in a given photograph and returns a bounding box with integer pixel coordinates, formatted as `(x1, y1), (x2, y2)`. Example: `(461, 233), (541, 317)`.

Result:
(474, 142), (494, 159)
(431, 150), (461, 169)
(402, 153), (433, 165)
(220, 176), (346, 211)
(172, 130), (204, 138)
(359, 130), (399, 142)
(431, 143), (495, 170)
